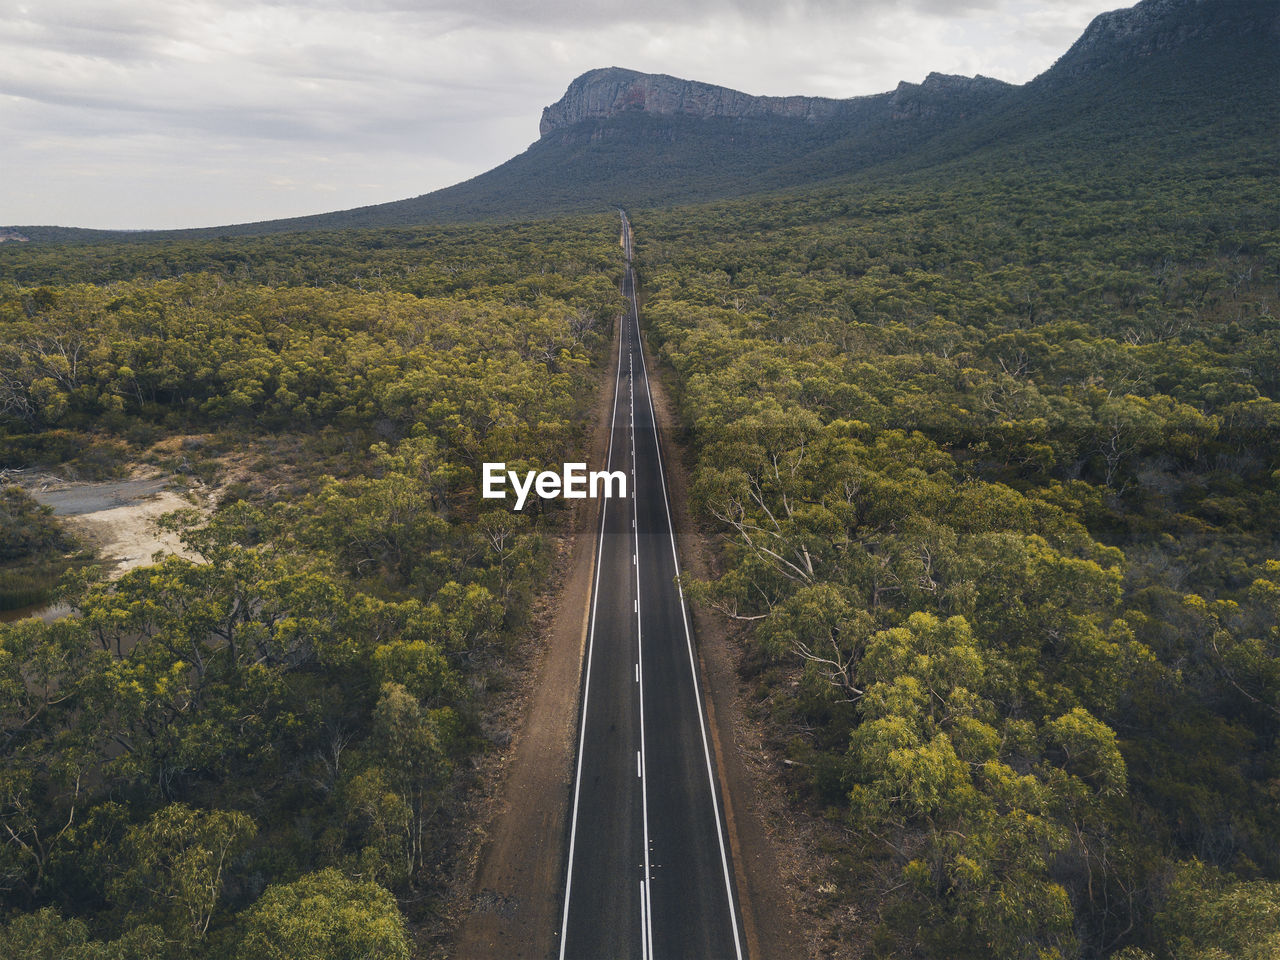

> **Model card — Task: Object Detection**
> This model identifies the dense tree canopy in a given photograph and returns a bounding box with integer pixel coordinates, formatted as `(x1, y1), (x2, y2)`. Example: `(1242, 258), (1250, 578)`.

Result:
(0, 215), (622, 956)
(639, 127), (1278, 957)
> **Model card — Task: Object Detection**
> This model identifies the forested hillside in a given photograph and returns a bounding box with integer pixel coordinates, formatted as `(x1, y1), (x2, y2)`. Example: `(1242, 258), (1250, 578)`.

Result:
(0, 218), (622, 957)
(636, 62), (1280, 959)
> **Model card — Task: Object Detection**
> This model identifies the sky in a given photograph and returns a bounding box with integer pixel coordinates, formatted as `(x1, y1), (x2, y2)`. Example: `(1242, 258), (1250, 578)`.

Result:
(1, 0), (1121, 230)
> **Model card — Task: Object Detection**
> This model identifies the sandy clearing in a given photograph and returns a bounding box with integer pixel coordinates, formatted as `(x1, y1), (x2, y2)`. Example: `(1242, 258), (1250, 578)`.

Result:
(66, 489), (200, 573)
(8, 469), (206, 578)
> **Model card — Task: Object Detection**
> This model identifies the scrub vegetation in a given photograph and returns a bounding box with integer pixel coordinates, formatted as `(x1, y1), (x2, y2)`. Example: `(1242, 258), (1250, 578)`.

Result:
(0, 217), (622, 957)
(0, 486), (84, 612)
(636, 78), (1279, 960)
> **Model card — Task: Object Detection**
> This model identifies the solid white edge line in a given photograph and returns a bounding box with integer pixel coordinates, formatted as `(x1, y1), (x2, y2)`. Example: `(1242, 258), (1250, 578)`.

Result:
(640, 880), (648, 960)
(630, 217), (746, 960)
(557, 267), (626, 960)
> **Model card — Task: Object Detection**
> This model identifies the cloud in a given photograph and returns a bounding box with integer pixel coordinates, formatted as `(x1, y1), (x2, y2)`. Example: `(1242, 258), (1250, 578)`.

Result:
(0, 0), (1114, 229)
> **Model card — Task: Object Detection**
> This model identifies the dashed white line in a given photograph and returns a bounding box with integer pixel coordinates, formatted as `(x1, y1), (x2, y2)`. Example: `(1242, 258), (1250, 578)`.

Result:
(629, 253), (656, 960)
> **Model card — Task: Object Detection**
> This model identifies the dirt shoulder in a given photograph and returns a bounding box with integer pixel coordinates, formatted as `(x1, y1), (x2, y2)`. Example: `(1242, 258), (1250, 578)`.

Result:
(449, 314), (621, 960)
(638, 331), (808, 960)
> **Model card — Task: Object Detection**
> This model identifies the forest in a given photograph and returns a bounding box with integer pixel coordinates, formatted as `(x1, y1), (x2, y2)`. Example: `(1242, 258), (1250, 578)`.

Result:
(636, 105), (1279, 958)
(0, 216), (622, 957)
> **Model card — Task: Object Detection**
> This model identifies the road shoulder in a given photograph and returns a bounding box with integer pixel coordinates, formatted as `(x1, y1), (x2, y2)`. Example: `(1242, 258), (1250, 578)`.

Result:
(449, 312), (621, 960)
(637, 321), (806, 960)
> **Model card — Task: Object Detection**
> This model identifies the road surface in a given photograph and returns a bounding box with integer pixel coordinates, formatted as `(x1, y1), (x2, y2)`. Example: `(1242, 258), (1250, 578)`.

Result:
(557, 213), (746, 960)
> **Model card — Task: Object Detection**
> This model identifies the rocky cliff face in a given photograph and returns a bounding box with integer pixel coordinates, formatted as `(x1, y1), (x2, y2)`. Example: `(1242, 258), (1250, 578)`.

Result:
(539, 67), (1011, 137)
(887, 72), (1012, 121)
(1041, 0), (1279, 84)
(539, 68), (851, 136)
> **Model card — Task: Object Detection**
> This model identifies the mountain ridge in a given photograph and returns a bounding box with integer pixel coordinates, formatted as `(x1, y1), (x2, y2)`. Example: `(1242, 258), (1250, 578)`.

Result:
(5, 0), (1275, 241)
(537, 67), (1011, 136)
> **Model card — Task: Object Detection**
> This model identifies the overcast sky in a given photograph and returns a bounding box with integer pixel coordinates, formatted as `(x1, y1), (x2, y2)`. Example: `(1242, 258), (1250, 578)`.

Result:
(1, 0), (1120, 230)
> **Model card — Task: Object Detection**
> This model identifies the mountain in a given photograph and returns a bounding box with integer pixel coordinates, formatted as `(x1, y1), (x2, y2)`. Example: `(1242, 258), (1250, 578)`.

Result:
(539, 67), (850, 132)
(538, 67), (1010, 133)
(6, 0), (1276, 241)
(1039, 0), (1278, 85)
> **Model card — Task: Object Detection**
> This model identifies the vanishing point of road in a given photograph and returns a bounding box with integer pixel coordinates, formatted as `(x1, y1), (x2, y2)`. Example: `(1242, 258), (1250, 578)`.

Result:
(557, 212), (747, 960)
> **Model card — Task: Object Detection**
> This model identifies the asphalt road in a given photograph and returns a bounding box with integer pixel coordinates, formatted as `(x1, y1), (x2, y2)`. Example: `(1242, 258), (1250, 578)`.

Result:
(558, 213), (746, 960)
